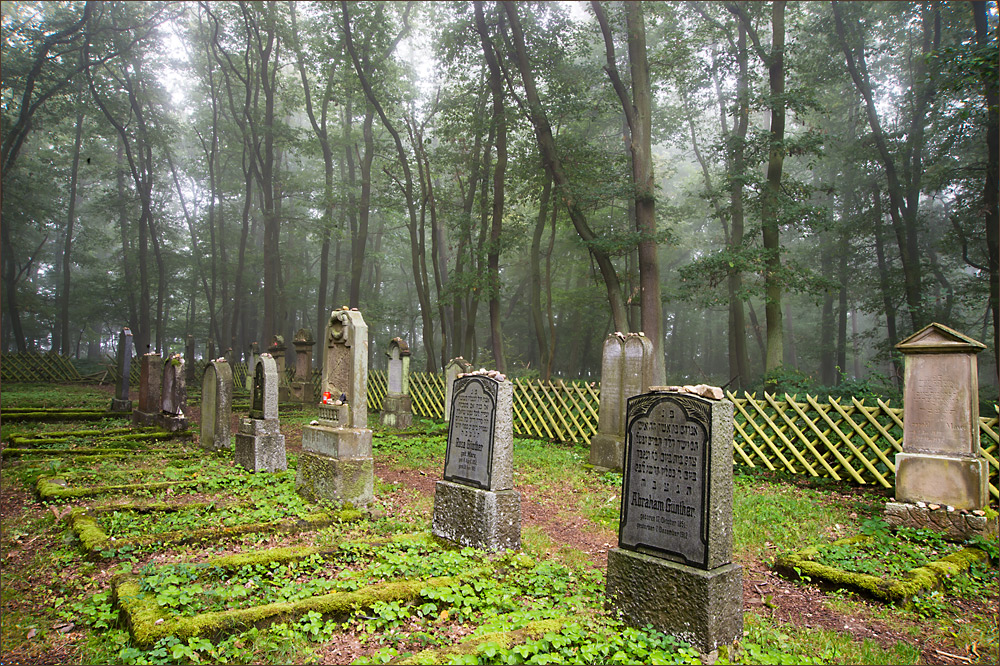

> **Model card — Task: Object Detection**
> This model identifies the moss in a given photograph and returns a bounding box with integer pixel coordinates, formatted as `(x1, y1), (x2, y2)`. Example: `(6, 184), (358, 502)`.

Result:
(69, 509), (110, 553)
(775, 535), (990, 605)
(2, 411), (115, 422)
(37, 476), (199, 503)
(116, 573), (459, 647)
(396, 618), (565, 665)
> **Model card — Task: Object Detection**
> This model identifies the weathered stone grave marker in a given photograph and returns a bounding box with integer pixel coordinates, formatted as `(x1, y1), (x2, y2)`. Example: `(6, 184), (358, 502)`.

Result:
(269, 334), (290, 402)
(245, 341), (260, 392)
(159, 354), (188, 432)
(380, 337), (413, 429)
(132, 352), (163, 427)
(110, 327), (134, 412)
(886, 323), (994, 538)
(200, 358), (233, 451)
(296, 308), (373, 505)
(432, 370), (521, 552)
(185, 335), (196, 382)
(235, 353), (287, 472)
(590, 332), (654, 471)
(605, 388), (742, 653)
(444, 357), (473, 422)
(290, 328), (316, 404)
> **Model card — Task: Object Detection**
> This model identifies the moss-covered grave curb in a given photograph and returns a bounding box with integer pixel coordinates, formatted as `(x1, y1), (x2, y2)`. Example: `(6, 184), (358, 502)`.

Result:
(774, 534), (990, 605)
(68, 503), (364, 556)
(112, 534), (471, 647)
(392, 618), (566, 664)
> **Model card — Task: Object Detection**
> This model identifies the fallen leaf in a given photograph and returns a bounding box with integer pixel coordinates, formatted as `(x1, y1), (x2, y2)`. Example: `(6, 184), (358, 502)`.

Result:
(26, 628), (36, 639)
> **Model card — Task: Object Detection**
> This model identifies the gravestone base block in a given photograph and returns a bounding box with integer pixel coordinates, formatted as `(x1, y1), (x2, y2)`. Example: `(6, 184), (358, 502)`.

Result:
(235, 417), (286, 472)
(894, 453), (989, 511)
(605, 548), (742, 654)
(295, 452), (373, 506)
(885, 501), (997, 540)
(110, 398), (133, 413)
(588, 433), (623, 471)
(431, 480), (521, 552)
(301, 423), (372, 458)
(158, 414), (188, 433)
(381, 394), (413, 429)
(290, 381), (314, 404)
(132, 410), (159, 428)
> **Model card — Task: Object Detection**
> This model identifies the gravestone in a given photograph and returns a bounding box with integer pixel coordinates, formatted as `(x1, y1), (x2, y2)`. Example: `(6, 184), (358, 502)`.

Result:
(885, 323), (994, 539)
(432, 370), (520, 552)
(269, 334), (290, 402)
(200, 358), (233, 451)
(590, 332), (654, 471)
(296, 308), (373, 505)
(290, 328), (316, 404)
(245, 341), (260, 392)
(132, 352), (163, 427)
(235, 353), (287, 472)
(158, 354), (188, 432)
(605, 389), (742, 653)
(444, 357), (473, 421)
(380, 337), (413, 429)
(110, 327), (134, 412)
(185, 335), (196, 382)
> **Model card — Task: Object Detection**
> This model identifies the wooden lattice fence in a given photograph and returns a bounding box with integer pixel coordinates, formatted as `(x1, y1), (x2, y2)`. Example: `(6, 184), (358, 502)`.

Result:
(1, 353), (82, 383)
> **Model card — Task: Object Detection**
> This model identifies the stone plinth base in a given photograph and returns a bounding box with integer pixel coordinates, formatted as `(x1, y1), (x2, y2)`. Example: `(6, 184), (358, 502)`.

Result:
(301, 423), (372, 458)
(158, 414), (188, 433)
(295, 452), (373, 506)
(235, 417), (286, 472)
(110, 398), (133, 413)
(432, 480), (521, 552)
(381, 394), (413, 429)
(605, 548), (742, 654)
(885, 501), (997, 541)
(895, 453), (989, 510)
(132, 410), (159, 428)
(290, 381), (314, 404)
(589, 432), (624, 471)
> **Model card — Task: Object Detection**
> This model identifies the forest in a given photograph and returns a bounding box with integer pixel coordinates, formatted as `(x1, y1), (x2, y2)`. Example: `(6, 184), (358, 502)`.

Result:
(2, 0), (997, 395)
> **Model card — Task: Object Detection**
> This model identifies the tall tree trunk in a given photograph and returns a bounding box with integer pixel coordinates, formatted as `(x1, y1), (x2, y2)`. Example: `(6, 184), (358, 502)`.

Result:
(973, 0), (999, 378)
(872, 190), (901, 385)
(836, 230), (849, 383)
(820, 241), (836, 385)
(502, 0), (628, 333)
(530, 172), (552, 376)
(60, 105), (85, 355)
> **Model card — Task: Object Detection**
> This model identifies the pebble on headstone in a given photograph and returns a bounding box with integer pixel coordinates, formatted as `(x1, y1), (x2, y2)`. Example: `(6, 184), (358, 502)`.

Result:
(200, 358), (233, 451)
(605, 390), (742, 653)
(432, 372), (520, 552)
(132, 352), (163, 428)
(110, 327), (134, 412)
(381, 337), (413, 429)
(235, 353), (287, 472)
(296, 309), (373, 505)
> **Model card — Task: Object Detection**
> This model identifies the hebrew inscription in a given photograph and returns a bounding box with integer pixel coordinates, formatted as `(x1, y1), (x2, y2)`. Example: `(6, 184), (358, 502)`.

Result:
(444, 376), (498, 489)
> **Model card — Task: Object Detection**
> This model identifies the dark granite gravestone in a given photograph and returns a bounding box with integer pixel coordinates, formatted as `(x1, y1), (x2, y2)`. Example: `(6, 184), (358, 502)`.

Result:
(432, 372), (519, 552)
(235, 353), (286, 472)
(110, 328), (134, 412)
(605, 390), (742, 653)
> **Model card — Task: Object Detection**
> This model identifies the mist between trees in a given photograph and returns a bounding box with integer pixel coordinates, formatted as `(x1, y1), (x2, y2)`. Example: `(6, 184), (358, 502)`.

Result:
(2, 1), (997, 398)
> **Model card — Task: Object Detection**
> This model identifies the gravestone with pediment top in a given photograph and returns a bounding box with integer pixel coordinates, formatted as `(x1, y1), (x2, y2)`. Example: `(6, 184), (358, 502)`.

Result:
(432, 371), (520, 552)
(132, 352), (163, 427)
(290, 328), (316, 404)
(381, 337), (413, 429)
(590, 333), (654, 471)
(444, 357), (473, 422)
(110, 327), (134, 412)
(884, 323), (994, 539)
(235, 353), (286, 472)
(200, 358), (233, 451)
(158, 354), (189, 432)
(296, 308), (373, 505)
(605, 389), (742, 653)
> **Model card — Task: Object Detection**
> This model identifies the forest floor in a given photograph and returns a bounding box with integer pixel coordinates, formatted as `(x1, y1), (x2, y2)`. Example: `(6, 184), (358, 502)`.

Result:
(0, 382), (996, 665)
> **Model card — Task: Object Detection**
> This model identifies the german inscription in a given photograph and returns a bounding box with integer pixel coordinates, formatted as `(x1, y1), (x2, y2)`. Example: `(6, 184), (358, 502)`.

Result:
(619, 393), (710, 567)
(444, 376), (497, 489)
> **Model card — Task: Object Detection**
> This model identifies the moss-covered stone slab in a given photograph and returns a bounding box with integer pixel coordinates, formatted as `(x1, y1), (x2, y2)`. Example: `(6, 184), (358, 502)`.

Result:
(774, 535), (990, 605)
(68, 503), (364, 557)
(112, 538), (464, 647)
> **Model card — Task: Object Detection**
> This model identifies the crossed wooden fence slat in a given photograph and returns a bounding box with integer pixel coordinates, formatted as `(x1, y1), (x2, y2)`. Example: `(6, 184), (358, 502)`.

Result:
(3, 353), (996, 500)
